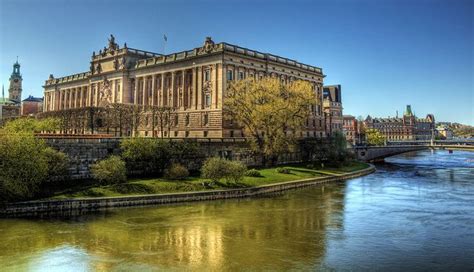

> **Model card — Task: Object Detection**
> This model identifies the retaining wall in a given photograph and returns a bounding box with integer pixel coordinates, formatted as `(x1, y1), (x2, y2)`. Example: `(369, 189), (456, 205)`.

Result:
(0, 165), (375, 218)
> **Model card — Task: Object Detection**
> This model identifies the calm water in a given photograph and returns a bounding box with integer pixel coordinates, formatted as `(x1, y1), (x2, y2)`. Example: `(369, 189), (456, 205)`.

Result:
(0, 150), (473, 271)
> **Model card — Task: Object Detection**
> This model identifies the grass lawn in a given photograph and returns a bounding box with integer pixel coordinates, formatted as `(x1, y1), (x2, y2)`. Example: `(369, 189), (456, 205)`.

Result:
(49, 161), (370, 199)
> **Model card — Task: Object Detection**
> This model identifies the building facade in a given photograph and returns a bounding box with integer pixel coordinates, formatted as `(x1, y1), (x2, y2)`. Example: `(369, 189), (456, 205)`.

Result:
(43, 36), (327, 138)
(364, 105), (435, 141)
(323, 85), (343, 135)
(343, 115), (358, 145)
(21, 95), (44, 116)
(435, 125), (453, 140)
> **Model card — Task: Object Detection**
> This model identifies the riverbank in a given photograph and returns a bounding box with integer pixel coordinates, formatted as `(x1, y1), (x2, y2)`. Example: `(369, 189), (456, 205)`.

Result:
(0, 162), (375, 217)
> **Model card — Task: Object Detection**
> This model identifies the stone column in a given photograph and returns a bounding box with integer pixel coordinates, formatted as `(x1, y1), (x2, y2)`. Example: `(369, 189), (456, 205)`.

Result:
(192, 68), (197, 110)
(140, 77), (145, 106)
(95, 84), (100, 107)
(197, 66), (202, 109)
(87, 85), (92, 107)
(160, 74), (165, 106)
(170, 72), (176, 108)
(180, 71), (185, 110)
(133, 78), (138, 105)
(214, 63), (219, 109)
(151, 74), (156, 106)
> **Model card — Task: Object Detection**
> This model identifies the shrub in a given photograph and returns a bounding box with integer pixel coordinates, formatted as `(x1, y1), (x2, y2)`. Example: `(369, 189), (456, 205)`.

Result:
(226, 161), (247, 183)
(91, 156), (127, 184)
(43, 147), (69, 180)
(201, 157), (247, 183)
(245, 169), (262, 177)
(0, 133), (49, 201)
(164, 163), (189, 180)
(276, 167), (291, 174)
(120, 138), (171, 175)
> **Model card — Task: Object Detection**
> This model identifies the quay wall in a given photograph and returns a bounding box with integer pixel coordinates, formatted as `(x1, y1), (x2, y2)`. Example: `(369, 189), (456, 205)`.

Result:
(0, 164), (375, 217)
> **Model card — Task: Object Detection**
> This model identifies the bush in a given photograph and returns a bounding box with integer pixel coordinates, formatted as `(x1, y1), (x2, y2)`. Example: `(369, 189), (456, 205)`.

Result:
(276, 167), (291, 174)
(120, 138), (171, 175)
(245, 169), (262, 177)
(91, 156), (127, 184)
(201, 157), (247, 183)
(0, 133), (49, 201)
(164, 163), (189, 180)
(43, 147), (69, 180)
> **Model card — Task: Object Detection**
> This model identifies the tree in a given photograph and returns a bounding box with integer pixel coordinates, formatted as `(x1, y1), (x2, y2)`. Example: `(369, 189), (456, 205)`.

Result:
(366, 128), (385, 146)
(225, 77), (315, 165)
(0, 133), (50, 201)
(3, 117), (61, 134)
(0, 118), (69, 202)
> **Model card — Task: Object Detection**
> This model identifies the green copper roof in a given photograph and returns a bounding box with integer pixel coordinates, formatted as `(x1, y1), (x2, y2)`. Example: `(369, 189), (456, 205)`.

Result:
(404, 105), (413, 116)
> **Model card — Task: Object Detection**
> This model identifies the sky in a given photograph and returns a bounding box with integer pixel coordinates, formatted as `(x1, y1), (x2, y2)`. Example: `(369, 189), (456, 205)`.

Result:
(0, 0), (472, 125)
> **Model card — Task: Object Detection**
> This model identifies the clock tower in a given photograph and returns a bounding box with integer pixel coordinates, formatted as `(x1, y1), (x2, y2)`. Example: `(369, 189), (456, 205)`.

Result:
(9, 59), (22, 103)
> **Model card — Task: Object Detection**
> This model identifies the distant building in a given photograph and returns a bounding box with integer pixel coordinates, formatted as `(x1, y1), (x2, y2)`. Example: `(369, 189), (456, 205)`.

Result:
(323, 84), (343, 135)
(0, 61), (23, 125)
(435, 125), (453, 140)
(343, 115), (359, 145)
(21, 95), (44, 116)
(364, 105), (435, 141)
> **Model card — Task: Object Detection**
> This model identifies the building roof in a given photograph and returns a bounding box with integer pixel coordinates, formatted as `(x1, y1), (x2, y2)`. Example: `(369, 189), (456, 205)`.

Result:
(45, 36), (324, 87)
(0, 97), (18, 105)
(22, 95), (43, 102)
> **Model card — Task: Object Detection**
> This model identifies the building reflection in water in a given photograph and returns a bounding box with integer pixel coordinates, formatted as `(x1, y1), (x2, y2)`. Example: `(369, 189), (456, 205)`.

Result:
(0, 183), (346, 271)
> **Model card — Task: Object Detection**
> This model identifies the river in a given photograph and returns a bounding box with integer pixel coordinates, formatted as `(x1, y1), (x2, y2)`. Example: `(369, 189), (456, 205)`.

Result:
(0, 150), (473, 271)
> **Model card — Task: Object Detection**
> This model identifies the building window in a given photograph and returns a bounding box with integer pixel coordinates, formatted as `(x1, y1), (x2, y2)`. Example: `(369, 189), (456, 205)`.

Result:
(174, 131), (178, 137)
(204, 131), (208, 137)
(204, 69), (210, 81)
(205, 94), (211, 107)
(226, 70), (234, 81)
(185, 114), (190, 126)
(185, 131), (189, 137)
(239, 71), (245, 80)
(174, 114), (179, 127)
(230, 130), (234, 137)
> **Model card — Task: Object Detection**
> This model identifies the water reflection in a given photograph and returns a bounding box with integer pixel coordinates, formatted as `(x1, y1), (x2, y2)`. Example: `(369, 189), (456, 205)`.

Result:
(1, 150), (473, 271)
(0, 184), (345, 271)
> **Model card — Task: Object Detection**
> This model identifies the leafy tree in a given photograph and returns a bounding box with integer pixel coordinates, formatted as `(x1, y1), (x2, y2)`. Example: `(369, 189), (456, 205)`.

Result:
(366, 128), (386, 146)
(3, 117), (61, 134)
(91, 155), (127, 184)
(225, 77), (315, 165)
(0, 133), (49, 201)
(0, 118), (70, 201)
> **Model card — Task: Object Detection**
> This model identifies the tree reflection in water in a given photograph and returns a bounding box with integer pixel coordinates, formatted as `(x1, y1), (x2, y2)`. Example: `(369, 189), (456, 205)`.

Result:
(0, 184), (345, 271)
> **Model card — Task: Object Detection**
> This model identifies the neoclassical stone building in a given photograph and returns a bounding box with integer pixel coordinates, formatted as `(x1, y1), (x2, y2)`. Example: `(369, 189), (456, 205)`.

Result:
(43, 36), (326, 138)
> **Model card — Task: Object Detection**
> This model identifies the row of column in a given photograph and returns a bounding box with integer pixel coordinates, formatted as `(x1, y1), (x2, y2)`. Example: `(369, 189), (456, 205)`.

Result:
(133, 64), (220, 110)
(45, 79), (122, 112)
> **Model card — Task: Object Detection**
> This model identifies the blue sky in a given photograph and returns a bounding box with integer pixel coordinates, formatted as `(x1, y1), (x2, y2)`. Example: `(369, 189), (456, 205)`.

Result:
(1, 0), (472, 124)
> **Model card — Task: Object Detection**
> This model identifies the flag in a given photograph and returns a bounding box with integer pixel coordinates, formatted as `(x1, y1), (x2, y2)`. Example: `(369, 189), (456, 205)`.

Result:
(164, 34), (167, 42)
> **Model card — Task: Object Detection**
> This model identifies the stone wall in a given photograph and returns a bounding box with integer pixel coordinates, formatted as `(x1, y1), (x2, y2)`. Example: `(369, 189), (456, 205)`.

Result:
(0, 165), (375, 218)
(44, 138), (303, 180)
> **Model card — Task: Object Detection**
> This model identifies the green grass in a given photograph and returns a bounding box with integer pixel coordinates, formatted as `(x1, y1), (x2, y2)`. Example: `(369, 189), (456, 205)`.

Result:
(49, 161), (370, 199)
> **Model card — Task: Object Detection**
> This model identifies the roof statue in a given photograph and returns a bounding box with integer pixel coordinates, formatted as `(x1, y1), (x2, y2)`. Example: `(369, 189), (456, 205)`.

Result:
(108, 34), (119, 51)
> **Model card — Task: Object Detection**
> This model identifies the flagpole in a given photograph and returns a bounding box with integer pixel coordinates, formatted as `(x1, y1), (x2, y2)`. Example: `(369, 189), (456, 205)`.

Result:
(163, 34), (167, 55)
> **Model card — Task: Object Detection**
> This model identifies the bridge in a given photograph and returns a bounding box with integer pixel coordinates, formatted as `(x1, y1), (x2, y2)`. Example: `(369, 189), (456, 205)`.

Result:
(353, 139), (474, 162)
